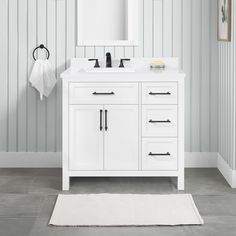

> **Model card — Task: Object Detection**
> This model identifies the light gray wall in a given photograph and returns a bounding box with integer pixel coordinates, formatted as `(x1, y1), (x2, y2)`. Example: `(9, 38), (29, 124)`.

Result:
(0, 0), (218, 154)
(218, 0), (236, 169)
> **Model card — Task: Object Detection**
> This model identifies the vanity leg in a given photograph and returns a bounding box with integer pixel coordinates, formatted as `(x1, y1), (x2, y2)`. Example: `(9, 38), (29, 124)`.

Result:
(62, 175), (70, 191)
(177, 175), (184, 190)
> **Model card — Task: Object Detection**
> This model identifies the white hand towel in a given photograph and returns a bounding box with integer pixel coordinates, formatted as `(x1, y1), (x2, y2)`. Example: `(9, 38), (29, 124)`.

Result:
(29, 59), (57, 100)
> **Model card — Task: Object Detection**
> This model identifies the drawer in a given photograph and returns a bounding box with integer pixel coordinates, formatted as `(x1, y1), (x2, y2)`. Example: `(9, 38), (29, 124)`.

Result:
(142, 83), (177, 104)
(69, 83), (138, 104)
(142, 138), (178, 170)
(142, 105), (177, 137)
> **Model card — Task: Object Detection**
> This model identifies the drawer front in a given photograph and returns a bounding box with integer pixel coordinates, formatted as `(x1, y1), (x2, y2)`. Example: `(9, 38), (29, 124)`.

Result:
(142, 83), (177, 104)
(69, 83), (138, 104)
(142, 138), (178, 170)
(142, 105), (177, 137)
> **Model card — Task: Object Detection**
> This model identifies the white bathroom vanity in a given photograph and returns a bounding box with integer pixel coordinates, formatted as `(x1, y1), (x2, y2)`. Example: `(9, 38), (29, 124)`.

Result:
(61, 58), (185, 190)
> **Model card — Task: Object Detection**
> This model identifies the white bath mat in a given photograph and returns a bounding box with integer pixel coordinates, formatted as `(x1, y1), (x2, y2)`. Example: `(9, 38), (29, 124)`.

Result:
(49, 194), (203, 226)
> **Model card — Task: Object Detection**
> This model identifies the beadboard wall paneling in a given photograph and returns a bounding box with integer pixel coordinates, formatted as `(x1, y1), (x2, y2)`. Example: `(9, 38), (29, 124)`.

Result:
(0, 0), (8, 151)
(218, 0), (236, 169)
(210, 0), (219, 155)
(0, 0), (218, 153)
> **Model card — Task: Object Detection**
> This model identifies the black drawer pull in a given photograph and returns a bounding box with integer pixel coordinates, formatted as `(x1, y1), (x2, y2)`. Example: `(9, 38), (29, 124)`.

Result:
(99, 110), (103, 131)
(149, 92), (171, 95)
(149, 119), (171, 123)
(93, 92), (115, 95)
(149, 152), (171, 156)
(105, 110), (108, 131)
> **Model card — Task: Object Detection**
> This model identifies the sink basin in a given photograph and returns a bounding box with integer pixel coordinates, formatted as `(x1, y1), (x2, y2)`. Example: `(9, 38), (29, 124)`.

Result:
(83, 68), (135, 73)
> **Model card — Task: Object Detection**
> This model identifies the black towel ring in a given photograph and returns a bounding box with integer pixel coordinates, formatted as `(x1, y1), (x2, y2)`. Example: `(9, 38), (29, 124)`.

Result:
(32, 44), (50, 61)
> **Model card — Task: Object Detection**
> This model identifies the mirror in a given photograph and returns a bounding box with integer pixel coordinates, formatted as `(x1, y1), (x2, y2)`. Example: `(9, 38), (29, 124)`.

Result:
(77, 0), (138, 46)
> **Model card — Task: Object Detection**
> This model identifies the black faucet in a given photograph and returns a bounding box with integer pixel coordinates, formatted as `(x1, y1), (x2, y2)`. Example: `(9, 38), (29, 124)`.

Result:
(106, 52), (112, 68)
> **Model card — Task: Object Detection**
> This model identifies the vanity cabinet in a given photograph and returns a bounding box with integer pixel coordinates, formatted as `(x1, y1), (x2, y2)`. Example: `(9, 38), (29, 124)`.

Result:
(62, 58), (185, 191)
(69, 104), (138, 171)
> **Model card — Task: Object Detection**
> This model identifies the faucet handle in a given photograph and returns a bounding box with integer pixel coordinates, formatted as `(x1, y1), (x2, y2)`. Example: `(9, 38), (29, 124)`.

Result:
(119, 58), (131, 68)
(88, 59), (100, 68)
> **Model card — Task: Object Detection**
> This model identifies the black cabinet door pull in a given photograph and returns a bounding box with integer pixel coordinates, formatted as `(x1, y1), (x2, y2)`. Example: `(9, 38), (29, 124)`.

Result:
(149, 92), (171, 95)
(93, 92), (115, 95)
(99, 110), (103, 131)
(149, 152), (171, 156)
(105, 110), (108, 131)
(149, 119), (171, 123)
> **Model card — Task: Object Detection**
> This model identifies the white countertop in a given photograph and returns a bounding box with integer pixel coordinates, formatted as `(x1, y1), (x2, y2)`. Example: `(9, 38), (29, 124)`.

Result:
(61, 68), (185, 82)
(61, 58), (186, 82)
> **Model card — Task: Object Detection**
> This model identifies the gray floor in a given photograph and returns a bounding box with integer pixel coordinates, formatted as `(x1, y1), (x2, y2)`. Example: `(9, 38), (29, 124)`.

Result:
(0, 169), (236, 236)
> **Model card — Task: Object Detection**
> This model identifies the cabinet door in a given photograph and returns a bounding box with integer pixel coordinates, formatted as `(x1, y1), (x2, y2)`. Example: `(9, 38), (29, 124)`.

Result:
(104, 105), (139, 170)
(69, 105), (103, 170)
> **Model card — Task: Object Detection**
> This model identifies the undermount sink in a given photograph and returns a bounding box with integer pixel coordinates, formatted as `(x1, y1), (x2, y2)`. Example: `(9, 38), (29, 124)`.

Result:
(82, 68), (135, 73)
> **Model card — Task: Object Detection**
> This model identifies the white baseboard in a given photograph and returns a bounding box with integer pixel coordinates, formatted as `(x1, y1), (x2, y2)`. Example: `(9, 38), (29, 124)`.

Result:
(0, 152), (62, 168)
(185, 152), (218, 168)
(217, 154), (236, 188)
(0, 152), (217, 168)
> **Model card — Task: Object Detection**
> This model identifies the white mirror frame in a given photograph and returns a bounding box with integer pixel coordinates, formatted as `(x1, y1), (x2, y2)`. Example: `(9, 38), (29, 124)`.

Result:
(77, 0), (139, 46)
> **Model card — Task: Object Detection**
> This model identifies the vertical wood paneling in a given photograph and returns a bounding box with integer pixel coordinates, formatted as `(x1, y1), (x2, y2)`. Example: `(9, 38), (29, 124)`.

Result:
(47, 0), (57, 152)
(27, 0), (37, 152)
(37, 0), (47, 152)
(0, 0), (8, 151)
(218, 2), (236, 169)
(85, 46), (95, 58)
(66, 0), (76, 66)
(230, 40), (233, 166)
(143, 0), (153, 57)
(114, 46), (124, 58)
(0, 0), (219, 157)
(173, 0), (182, 60)
(218, 43), (220, 155)
(201, 0), (210, 151)
(221, 43), (224, 158)
(153, 0), (163, 57)
(233, 0), (236, 169)
(56, 0), (66, 152)
(222, 43), (225, 158)
(8, 0), (18, 151)
(224, 43), (227, 162)
(221, 43), (225, 159)
(95, 47), (105, 58)
(191, 0), (201, 151)
(134, 0), (144, 57)
(227, 43), (229, 163)
(210, 0), (218, 152)
(227, 43), (230, 164)
(76, 46), (85, 57)
(18, 0), (28, 151)
(182, 0), (192, 152)
(124, 47), (134, 58)
(229, 54), (232, 165)
(163, 0), (173, 56)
